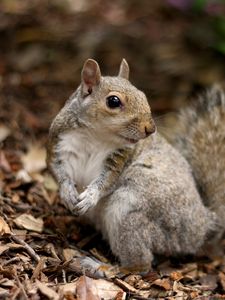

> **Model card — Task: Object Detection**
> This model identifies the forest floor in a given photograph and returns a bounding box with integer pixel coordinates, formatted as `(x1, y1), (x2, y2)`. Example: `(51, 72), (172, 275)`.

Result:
(0, 1), (225, 299)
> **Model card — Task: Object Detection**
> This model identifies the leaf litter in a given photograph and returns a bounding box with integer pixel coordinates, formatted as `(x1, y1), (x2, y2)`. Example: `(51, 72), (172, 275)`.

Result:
(0, 0), (225, 299)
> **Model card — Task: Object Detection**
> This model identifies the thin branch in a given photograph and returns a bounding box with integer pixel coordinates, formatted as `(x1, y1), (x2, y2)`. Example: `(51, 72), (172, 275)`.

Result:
(11, 235), (40, 263)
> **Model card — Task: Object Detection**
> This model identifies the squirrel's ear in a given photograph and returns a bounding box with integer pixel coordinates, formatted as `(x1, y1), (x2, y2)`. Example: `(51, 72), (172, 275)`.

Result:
(81, 59), (101, 96)
(118, 58), (129, 80)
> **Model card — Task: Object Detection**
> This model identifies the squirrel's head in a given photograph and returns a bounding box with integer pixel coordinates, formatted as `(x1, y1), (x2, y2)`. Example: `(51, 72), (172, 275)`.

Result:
(78, 58), (155, 146)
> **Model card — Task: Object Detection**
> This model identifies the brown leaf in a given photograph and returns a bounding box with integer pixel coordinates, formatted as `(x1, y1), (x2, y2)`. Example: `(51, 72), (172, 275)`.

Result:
(32, 257), (46, 280)
(0, 217), (12, 235)
(58, 281), (77, 295)
(0, 244), (10, 255)
(74, 276), (124, 300)
(93, 279), (124, 299)
(152, 278), (172, 290)
(89, 248), (109, 263)
(76, 276), (100, 300)
(114, 278), (138, 293)
(0, 151), (11, 173)
(0, 287), (10, 298)
(14, 213), (44, 233)
(44, 174), (58, 191)
(0, 125), (11, 142)
(21, 144), (46, 174)
(63, 248), (82, 261)
(36, 280), (59, 300)
(170, 271), (183, 282)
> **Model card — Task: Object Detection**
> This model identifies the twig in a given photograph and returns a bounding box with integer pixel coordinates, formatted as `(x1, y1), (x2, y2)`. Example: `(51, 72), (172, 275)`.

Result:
(11, 235), (40, 263)
(15, 272), (29, 300)
(62, 269), (67, 284)
(3, 256), (20, 266)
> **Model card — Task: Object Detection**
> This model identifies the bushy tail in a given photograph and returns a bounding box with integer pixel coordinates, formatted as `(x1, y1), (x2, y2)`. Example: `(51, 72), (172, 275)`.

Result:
(172, 85), (225, 229)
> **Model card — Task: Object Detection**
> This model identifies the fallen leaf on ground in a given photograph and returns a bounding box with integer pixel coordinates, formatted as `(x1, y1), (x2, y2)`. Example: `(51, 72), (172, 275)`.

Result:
(21, 144), (46, 173)
(152, 278), (172, 290)
(0, 151), (11, 172)
(0, 244), (10, 255)
(73, 276), (124, 300)
(14, 213), (44, 233)
(63, 248), (82, 261)
(0, 125), (11, 142)
(76, 276), (100, 300)
(36, 280), (59, 300)
(44, 174), (58, 191)
(0, 217), (12, 235)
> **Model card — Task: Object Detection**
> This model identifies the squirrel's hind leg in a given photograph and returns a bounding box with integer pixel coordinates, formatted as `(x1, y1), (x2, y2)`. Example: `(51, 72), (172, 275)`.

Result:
(105, 209), (164, 272)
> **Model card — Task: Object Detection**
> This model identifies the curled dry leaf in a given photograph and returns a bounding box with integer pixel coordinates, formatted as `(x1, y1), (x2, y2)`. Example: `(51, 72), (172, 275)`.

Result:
(72, 276), (124, 300)
(21, 144), (46, 174)
(36, 280), (59, 300)
(0, 217), (12, 235)
(152, 278), (172, 290)
(14, 213), (44, 233)
(76, 276), (100, 300)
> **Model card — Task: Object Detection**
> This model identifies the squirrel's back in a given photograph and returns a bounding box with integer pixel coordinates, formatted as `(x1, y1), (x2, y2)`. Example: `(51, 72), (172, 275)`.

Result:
(172, 86), (225, 229)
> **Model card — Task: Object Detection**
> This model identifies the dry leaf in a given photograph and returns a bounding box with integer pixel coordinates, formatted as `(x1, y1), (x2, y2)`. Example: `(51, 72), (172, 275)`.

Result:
(32, 257), (46, 280)
(14, 213), (43, 233)
(89, 248), (109, 263)
(93, 279), (124, 299)
(0, 278), (15, 287)
(36, 280), (59, 300)
(0, 287), (9, 298)
(63, 248), (82, 261)
(0, 125), (11, 142)
(170, 271), (183, 281)
(44, 174), (58, 191)
(73, 276), (124, 300)
(152, 278), (172, 290)
(0, 151), (11, 172)
(114, 278), (138, 294)
(0, 217), (12, 235)
(76, 276), (100, 300)
(59, 281), (78, 295)
(0, 244), (10, 255)
(21, 144), (46, 173)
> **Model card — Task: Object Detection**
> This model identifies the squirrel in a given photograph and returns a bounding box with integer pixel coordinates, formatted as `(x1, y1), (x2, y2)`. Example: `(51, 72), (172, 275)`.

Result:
(47, 58), (224, 274)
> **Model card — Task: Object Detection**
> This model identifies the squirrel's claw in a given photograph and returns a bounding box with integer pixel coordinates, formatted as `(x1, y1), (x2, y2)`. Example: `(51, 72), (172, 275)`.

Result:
(75, 187), (100, 215)
(60, 181), (79, 212)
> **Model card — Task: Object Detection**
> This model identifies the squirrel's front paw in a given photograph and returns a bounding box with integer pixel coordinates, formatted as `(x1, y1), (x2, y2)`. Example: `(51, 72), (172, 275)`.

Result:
(60, 181), (79, 212)
(74, 187), (100, 216)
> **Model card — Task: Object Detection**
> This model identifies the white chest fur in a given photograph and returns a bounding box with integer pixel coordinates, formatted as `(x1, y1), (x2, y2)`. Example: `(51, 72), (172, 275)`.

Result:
(56, 130), (113, 192)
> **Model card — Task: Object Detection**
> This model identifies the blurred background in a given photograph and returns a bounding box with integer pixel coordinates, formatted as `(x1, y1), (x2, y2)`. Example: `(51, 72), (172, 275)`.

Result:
(0, 0), (225, 143)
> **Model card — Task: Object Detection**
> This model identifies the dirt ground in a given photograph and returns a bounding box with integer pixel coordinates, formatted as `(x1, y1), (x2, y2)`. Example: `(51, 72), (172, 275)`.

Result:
(0, 1), (225, 299)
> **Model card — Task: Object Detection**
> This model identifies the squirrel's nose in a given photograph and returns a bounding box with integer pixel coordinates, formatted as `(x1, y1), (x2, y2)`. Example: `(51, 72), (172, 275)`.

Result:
(144, 122), (156, 137)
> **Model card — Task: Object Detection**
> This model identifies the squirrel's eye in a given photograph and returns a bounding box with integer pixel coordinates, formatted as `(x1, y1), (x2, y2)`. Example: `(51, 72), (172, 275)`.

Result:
(106, 95), (122, 109)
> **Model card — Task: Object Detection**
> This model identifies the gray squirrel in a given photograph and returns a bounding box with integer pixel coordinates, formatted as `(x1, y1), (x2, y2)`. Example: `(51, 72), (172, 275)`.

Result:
(47, 59), (225, 274)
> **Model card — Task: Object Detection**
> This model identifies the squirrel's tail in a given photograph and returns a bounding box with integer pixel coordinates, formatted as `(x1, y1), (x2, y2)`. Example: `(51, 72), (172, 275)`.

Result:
(172, 85), (225, 229)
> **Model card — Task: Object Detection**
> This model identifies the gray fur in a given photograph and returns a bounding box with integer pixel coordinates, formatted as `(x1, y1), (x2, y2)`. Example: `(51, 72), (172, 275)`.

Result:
(47, 59), (224, 272)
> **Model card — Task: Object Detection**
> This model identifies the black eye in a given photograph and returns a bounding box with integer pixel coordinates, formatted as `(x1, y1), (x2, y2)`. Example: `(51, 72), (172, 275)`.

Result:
(106, 95), (122, 109)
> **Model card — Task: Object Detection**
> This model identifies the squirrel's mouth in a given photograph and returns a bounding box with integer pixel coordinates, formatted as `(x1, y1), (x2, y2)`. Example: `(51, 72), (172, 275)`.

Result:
(119, 135), (139, 144)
